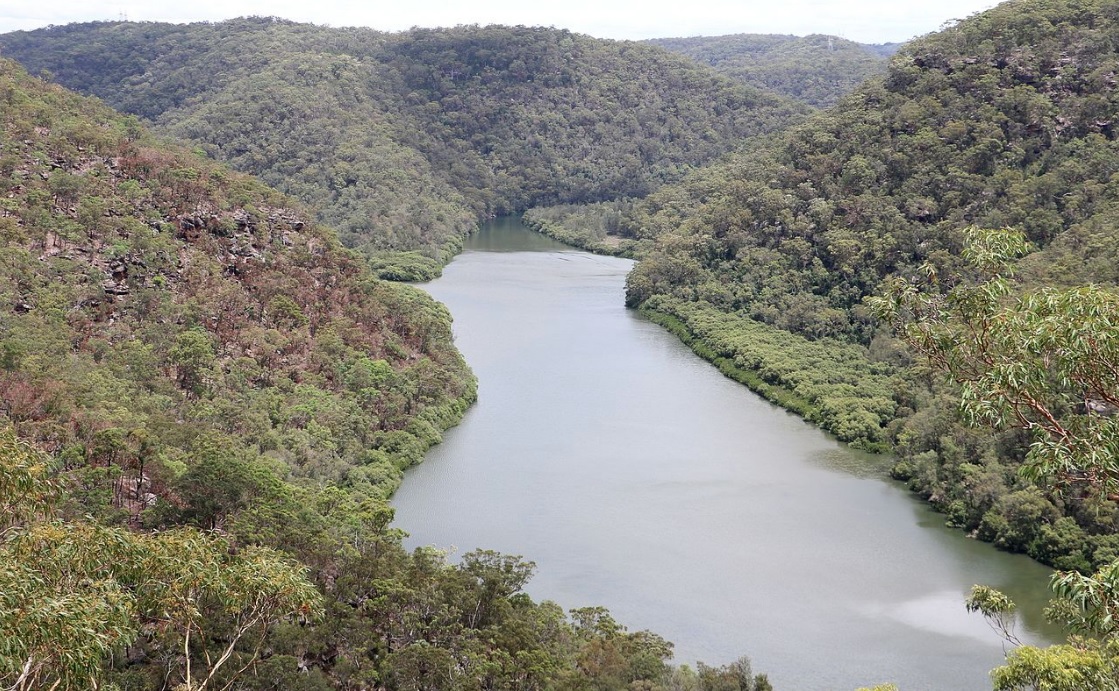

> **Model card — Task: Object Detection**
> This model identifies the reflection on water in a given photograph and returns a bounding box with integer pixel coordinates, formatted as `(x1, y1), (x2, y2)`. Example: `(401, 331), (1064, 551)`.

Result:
(394, 218), (1061, 690)
(866, 590), (1007, 644)
(463, 216), (573, 252)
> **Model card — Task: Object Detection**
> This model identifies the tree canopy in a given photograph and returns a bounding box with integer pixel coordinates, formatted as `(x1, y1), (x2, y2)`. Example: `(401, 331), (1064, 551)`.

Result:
(605, 0), (1119, 570)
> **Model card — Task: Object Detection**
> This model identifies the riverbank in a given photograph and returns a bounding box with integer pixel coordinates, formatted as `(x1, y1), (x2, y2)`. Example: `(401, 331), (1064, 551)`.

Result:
(522, 204), (640, 257)
(516, 212), (1107, 575)
(638, 296), (895, 452)
(518, 210), (896, 452)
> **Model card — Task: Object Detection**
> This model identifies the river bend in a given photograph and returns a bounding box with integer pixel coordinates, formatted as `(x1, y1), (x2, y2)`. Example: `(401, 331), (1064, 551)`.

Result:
(392, 218), (1058, 690)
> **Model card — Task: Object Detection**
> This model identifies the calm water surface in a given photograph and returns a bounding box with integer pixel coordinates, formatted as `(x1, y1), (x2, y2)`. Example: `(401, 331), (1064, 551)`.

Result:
(393, 217), (1060, 690)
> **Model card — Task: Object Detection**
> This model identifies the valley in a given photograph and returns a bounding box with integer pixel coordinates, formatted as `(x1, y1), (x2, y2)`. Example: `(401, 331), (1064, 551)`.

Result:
(4, 1), (1119, 687)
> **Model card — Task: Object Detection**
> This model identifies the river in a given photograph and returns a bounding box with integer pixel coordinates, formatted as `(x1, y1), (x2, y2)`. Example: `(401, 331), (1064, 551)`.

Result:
(392, 217), (1060, 690)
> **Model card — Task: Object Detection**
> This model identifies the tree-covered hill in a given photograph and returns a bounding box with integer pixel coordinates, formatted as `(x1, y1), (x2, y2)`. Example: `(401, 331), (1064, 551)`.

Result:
(0, 56), (774, 690)
(0, 18), (807, 278)
(622, 0), (1119, 571)
(646, 34), (893, 108)
(0, 55), (474, 505)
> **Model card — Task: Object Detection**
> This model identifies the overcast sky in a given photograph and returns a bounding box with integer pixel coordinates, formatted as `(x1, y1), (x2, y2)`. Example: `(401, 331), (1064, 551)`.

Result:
(1, 0), (1002, 45)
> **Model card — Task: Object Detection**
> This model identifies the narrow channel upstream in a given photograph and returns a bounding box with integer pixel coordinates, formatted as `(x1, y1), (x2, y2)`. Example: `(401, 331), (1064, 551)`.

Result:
(392, 217), (1060, 690)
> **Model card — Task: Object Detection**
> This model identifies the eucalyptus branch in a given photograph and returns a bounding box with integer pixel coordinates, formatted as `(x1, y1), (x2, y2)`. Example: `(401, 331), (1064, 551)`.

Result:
(184, 626), (192, 691)
(217, 623), (268, 691)
(9, 657), (35, 691)
(1019, 390), (1071, 442)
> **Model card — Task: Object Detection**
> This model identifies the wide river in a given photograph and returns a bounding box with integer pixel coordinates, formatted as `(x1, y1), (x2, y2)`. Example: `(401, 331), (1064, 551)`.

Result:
(393, 217), (1060, 690)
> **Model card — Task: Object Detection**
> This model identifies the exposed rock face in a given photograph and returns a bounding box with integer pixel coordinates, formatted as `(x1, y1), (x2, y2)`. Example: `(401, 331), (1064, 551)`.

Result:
(0, 55), (475, 540)
(114, 474), (160, 524)
(1086, 398), (1119, 416)
(102, 281), (130, 296)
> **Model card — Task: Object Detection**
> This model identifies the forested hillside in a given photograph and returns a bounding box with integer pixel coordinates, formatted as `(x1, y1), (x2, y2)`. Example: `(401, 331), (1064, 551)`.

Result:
(0, 58), (774, 689)
(622, 0), (1119, 571)
(0, 19), (806, 278)
(647, 34), (892, 108)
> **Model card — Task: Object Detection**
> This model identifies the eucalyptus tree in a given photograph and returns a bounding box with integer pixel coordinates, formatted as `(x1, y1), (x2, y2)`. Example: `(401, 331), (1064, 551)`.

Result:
(0, 428), (322, 691)
(870, 226), (1119, 689)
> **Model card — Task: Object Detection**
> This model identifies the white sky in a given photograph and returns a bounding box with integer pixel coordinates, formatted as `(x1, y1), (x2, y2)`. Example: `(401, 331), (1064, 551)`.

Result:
(0, 0), (1002, 44)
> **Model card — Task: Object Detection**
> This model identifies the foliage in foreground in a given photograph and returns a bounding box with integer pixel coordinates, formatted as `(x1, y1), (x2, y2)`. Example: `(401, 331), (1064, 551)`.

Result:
(873, 227), (1119, 500)
(0, 429), (321, 691)
(876, 227), (1119, 689)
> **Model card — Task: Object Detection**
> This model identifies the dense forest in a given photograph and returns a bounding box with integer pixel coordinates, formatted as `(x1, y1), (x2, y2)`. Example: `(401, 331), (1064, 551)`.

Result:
(12, 0), (1119, 686)
(0, 19), (806, 279)
(610, 0), (1119, 574)
(646, 34), (892, 108)
(0, 58), (772, 690)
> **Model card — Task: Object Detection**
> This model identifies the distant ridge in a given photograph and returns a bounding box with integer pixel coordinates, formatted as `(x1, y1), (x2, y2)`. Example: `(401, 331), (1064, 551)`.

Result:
(0, 19), (807, 277)
(646, 33), (894, 108)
